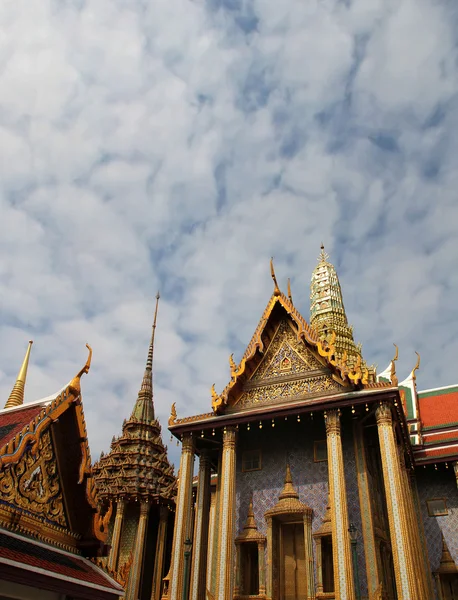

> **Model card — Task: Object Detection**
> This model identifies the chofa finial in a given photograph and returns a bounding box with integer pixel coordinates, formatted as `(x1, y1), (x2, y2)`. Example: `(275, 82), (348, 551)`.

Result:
(412, 351), (420, 381)
(287, 278), (293, 303)
(390, 344), (399, 386)
(270, 257), (281, 296)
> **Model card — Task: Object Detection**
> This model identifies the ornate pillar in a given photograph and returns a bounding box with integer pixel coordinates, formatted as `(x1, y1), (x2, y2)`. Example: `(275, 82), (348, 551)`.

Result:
(190, 451), (212, 600)
(353, 424), (380, 597)
(258, 540), (266, 597)
(108, 498), (125, 571)
(453, 461), (458, 488)
(266, 517), (273, 600)
(151, 505), (169, 600)
(126, 501), (150, 600)
(375, 402), (417, 600)
(215, 426), (237, 600)
(303, 510), (315, 600)
(206, 490), (216, 588)
(210, 450), (222, 595)
(325, 409), (355, 600)
(315, 537), (323, 595)
(170, 434), (195, 600)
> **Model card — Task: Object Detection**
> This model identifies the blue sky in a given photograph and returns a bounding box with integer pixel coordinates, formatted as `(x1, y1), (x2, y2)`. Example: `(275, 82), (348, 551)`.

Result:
(1, 0), (458, 469)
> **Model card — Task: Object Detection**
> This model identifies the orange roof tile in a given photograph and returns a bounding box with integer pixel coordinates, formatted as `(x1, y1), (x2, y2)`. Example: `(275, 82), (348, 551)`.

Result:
(418, 386), (458, 429)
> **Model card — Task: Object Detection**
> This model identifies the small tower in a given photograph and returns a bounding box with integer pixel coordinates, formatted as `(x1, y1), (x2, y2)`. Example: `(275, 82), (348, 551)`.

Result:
(4, 341), (33, 409)
(310, 245), (361, 368)
(93, 295), (176, 600)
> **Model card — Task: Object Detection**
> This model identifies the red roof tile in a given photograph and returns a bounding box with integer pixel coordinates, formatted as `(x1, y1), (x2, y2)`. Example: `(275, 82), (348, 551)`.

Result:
(0, 405), (43, 448)
(423, 431), (458, 444)
(0, 530), (121, 592)
(418, 389), (458, 429)
(414, 445), (458, 460)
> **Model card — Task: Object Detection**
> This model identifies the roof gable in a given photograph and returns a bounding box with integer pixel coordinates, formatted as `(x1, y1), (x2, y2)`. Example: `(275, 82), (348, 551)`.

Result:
(211, 292), (370, 414)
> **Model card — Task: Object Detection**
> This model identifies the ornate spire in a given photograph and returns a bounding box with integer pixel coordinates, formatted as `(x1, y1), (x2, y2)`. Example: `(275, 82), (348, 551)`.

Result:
(310, 244), (361, 368)
(270, 257), (281, 296)
(437, 534), (458, 573)
(131, 293), (160, 423)
(5, 341), (33, 409)
(279, 463), (299, 501)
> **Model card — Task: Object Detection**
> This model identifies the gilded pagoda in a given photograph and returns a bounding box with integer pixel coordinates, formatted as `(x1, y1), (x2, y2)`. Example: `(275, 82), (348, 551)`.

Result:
(166, 248), (458, 600)
(93, 294), (177, 600)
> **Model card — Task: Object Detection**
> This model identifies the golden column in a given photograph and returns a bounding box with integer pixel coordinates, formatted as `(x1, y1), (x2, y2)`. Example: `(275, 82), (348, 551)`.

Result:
(215, 426), (237, 600)
(151, 505), (169, 600)
(126, 501), (151, 600)
(190, 450), (212, 600)
(108, 498), (125, 571)
(303, 510), (316, 600)
(170, 433), (195, 600)
(210, 451), (222, 594)
(206, 490), (217, 587)
(325, 409), (355, 600)
(375, 402), (417, 600)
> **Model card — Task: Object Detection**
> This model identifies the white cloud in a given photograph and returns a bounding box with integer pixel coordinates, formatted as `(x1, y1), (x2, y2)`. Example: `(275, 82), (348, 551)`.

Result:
(0, 0), (457, 468)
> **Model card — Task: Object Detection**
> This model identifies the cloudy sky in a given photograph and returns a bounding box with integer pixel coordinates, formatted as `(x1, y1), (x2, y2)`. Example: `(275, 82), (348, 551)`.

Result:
(1, 0), (458, 469)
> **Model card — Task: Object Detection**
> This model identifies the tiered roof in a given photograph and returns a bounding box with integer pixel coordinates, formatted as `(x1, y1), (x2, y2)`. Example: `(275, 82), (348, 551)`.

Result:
(93, 295), (176, 505)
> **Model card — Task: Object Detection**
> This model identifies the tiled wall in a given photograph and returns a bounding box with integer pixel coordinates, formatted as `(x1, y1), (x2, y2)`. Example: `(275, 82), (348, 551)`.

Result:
(416, 465), (458, 598)
(235, 418), (367, 597)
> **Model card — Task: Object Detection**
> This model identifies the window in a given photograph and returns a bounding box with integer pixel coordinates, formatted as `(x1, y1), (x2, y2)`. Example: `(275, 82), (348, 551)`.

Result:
(314, 440), (327, 462)
(426, 498), (448, 517)
(242, 450), (262, 472)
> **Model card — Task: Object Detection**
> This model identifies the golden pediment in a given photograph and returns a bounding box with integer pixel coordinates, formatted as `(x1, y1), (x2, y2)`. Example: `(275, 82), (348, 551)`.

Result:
(0, 430), (67, 528)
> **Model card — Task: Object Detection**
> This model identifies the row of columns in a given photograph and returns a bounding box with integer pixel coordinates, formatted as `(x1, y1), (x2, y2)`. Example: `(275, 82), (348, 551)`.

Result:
(170, 401), (428, 600)
(108, 499), (169, 600)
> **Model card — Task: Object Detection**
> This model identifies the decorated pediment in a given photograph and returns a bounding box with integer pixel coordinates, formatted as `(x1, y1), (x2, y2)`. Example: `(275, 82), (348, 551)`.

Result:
(0, 429), (68, 528)
(232, 319), (343, 411)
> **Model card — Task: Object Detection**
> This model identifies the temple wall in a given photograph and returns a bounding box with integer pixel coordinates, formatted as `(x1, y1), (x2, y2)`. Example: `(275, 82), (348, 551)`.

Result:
(119, 503), (140, 566)
(416, 466), (458, 570)
(235, 418), (367, 597)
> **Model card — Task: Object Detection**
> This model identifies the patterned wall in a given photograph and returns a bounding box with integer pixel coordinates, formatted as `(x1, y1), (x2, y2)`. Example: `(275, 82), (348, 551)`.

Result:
(416, 465), (458, 598)
(235, 417), (367, 597)
(119, 503), (140, 565)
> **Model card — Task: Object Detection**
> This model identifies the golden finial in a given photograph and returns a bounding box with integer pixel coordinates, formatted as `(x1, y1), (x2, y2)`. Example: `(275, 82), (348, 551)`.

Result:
(279, 463), (299, 500)
(412, 351), (420, 381)
(229, 353), (237, 375)
(69, 344), (92, 396)
(390, 344), (399, 386)
(168, 402), (177, 426)
(146, 292), (160, 371)
(318, 243), (330, 263)
(243, 494), (257, 530)
(287, 278), (293, 303)
(270, 257), (281, 296)
(5, 341), (33, 409)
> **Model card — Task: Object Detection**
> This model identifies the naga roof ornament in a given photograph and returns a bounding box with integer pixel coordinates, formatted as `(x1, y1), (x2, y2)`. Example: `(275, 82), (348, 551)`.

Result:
(4, 341), (33, 409)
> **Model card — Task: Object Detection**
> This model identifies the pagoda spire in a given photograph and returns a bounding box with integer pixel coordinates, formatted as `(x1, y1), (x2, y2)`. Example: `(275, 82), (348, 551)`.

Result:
(131, 293), (160, 423)
(310, 244), (361, 367)
(4, 341), (33, 409)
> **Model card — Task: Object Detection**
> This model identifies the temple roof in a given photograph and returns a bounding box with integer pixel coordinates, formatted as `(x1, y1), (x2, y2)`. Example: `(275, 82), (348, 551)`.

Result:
(0, 528), (123, 598)
(93, 295), (176, 505)
(209, 261), (381, 416)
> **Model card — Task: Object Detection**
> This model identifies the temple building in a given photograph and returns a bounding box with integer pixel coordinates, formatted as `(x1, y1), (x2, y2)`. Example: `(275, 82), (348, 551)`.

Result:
(93, 294), (177, 600)
(0, 342), (124, 600)
(167, 248), (458, 600)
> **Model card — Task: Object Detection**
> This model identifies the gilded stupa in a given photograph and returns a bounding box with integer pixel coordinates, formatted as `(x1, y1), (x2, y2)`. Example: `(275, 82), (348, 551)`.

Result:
(93, 294), (176, 600)
(310, 244), (367, 371)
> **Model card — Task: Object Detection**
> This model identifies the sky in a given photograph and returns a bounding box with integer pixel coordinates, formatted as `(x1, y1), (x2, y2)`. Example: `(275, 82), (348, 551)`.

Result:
(1, 0), (458, 470)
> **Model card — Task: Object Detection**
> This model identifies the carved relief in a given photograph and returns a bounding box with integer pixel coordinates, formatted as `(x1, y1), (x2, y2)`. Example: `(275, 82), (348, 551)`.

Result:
(251, 320), (323, 382)
(236, 375), (340, 410)
(0, 430), (67, 527)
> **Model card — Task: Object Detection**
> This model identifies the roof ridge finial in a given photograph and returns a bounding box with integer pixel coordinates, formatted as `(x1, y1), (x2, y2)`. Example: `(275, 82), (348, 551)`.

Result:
(390, 343), (399, 386)
(412, 351), (420, 381)
(5, 341), (33, 409)
(270, 257), (281, 296)
(287, 278), (293, 303)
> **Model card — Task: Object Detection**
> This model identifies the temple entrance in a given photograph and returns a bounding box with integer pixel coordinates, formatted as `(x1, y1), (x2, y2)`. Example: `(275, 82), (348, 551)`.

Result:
(279, 522), (307, 600)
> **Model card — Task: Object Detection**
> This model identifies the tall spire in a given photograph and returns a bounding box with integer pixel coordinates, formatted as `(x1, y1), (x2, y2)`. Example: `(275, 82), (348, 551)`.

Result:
(131, 293), (160, 423)
(5, 341), (33, 409)
(310, 245), (361, 367)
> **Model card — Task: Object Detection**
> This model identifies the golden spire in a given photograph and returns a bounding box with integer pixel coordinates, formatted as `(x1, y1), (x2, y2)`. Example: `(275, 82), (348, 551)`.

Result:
(279, 464), (299, 500)
(132, 293), (160, 422)
(243, 495), (257, 531)
(4, 341), (33, 409)
(270, 257), (281, 296)
(390, 344), (399, 386)
(437, 534), (458, 573)
(310, 244), (362, 368)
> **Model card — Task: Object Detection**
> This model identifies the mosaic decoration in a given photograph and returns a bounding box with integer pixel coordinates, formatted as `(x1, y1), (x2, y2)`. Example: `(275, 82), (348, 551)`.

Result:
(0, 429), (67, 527)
